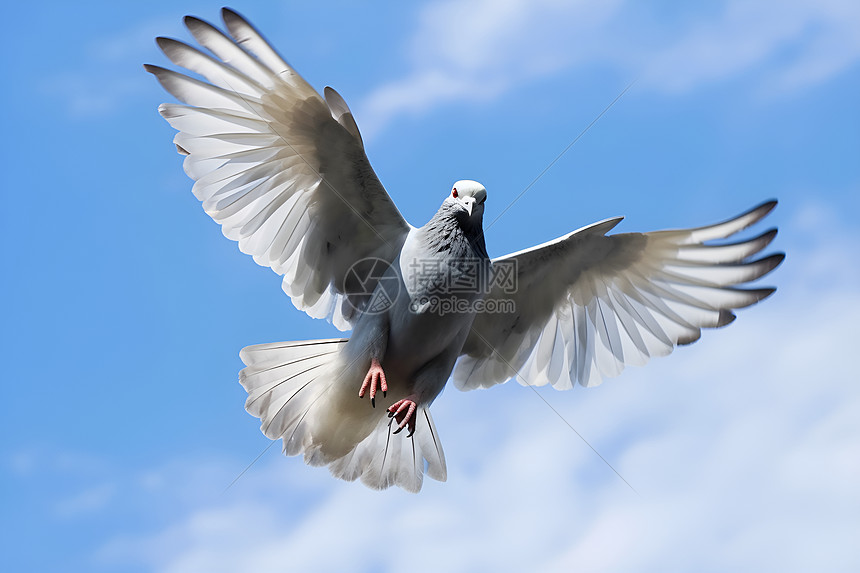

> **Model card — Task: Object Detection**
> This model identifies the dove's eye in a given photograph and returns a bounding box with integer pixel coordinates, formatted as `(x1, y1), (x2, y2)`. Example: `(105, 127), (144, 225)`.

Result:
(452, 188), (458, 198)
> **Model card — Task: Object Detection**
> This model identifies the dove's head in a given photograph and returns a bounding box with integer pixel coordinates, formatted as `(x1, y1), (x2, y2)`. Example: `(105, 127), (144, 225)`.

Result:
(447, 180), (487, 225)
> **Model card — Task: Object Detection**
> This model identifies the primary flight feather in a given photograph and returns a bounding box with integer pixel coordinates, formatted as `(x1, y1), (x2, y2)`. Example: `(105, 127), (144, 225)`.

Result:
(147, 8), (783, 493)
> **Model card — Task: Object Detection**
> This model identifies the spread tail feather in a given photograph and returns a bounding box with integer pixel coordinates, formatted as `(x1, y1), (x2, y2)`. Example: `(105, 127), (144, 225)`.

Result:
(239, 338), (447, 492)
(328, 404), (447, 493)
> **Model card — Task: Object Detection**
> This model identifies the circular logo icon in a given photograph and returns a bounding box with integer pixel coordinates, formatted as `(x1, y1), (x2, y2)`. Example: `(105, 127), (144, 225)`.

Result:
(343, 257), (401, 315)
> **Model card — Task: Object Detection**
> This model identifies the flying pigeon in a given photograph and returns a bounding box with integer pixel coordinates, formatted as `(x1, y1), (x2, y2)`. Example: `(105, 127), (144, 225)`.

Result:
(146, 8), (784, 492)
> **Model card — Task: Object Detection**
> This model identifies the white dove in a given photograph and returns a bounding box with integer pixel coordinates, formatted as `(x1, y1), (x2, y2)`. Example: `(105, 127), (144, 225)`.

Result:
(147, 8), (784, 492)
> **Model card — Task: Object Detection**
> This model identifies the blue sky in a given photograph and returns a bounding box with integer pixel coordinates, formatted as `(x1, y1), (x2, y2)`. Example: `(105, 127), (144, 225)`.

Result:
(2, 0), (859, 571)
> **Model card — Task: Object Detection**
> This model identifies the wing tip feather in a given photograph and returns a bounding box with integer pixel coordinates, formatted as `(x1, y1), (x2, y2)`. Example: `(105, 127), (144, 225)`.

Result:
(154, 36), (176, 51)
(221, 6), (244, 21)
(716, 310), (737, 327)
(677, 330), (702, 346)
(143, 63), (164, 76)
(760, 228), (778, 248)
(183, 14), (206, 28)
(761, 252), (786, 274)
(752, 286), (777, 303)
(747, 199), (778, 222)
(221, 6), (255, 37)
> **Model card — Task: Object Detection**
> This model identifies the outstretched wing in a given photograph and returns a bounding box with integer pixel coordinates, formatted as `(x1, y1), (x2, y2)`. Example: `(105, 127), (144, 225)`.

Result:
(455, 201), (783, 390)
(146, 8), (410, 330)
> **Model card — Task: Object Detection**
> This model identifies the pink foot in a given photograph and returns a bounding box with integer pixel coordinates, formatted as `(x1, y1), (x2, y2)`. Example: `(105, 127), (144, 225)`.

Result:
(388, 398), (417, 437)
(358, 357), (387, 407)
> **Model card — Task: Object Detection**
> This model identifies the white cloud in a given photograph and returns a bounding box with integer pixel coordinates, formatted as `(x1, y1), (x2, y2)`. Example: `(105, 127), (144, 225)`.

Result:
(55, 483), (117, 518)
(642, 0), (860, 94)
(45, 72), (150, 118)
(360, 0), (622, 136)
(359, 0), (860, 134)
(97, 202), (860, 572)
(44, 16), (176, 118)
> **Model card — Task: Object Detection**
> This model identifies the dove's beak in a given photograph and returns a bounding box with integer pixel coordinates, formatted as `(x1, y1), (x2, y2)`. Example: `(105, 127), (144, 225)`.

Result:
(463, 198), (474, 216)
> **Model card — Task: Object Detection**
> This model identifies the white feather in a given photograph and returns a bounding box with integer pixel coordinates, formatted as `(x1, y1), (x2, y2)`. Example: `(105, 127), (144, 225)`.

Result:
(146, 11), (409, 332)
(239, 338), (446, 492)
(454, 201), (782, 390)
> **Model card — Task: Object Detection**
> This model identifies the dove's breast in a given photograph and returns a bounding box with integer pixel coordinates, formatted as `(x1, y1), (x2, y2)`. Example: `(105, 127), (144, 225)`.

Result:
(378, 227), (490, 391)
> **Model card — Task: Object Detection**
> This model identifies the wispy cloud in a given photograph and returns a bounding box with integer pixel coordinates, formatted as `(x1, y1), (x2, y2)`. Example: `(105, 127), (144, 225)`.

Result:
(642, 0), (860, 93)
(50, 1), (860, 128)
(55, 483), (117, 518)
(359, 0), (860, 135)
(95, 202), (860, 572)
(359, 0), (623, 136)
(44, 73), (149, 118)
(43, 16), (176, 119)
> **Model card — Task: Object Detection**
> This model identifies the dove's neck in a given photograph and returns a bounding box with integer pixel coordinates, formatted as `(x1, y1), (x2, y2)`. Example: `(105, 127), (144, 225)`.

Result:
(419, 203), (489, 260)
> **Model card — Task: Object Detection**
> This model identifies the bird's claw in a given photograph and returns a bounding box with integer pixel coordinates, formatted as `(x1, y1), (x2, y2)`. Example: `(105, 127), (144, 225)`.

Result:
(387, 398), (417, 437)
(358, 358), (387, 408)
